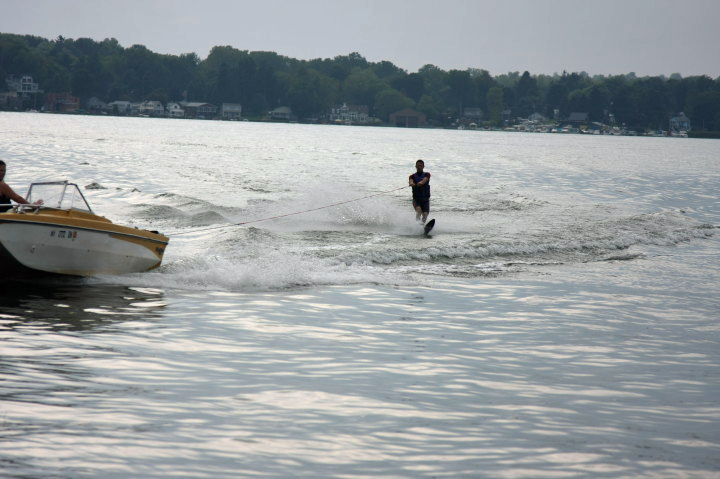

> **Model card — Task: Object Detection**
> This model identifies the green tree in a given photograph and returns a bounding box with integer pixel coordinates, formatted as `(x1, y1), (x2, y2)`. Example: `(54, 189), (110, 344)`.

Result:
(515, 71), (537, 98)
(391, 73), (424, 102)
(635, 77), (672, 130)
(283, 66), (338, 119)
(686, 90), (720, 130)
(446, 69), (477, 115)
(374, 88), (414, 121)
(71, 53), (111, 99)
(544, 71), (593, 118)
(513, 71), (541, 117)
(417, 65), (448, 99)
(471, 69), (495, 111)
(487, 87), (504, 125)
(332, 52), (369, 78)
(372, 60), (404, 80)
(416, 94), (442, 123)
(342, 68), (385, 109)
(566, 84), (611, 122)
(4, 31), (720, 130)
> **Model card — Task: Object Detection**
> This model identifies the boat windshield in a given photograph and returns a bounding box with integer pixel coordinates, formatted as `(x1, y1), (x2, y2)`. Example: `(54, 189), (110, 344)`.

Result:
(26, 182), (93, 213)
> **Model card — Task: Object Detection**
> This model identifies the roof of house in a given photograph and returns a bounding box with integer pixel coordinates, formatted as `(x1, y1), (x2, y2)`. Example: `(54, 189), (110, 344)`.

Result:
(390, 108), (424, 117)
(181, 102), (215, 108)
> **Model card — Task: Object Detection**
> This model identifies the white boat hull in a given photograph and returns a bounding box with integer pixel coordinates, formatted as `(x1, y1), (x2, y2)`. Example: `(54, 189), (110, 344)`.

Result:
(1, 181), (168, 277)
(0, 222), (164, 276)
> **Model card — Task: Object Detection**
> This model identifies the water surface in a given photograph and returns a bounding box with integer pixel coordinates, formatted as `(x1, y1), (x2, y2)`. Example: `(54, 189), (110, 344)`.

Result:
(1, 113), (718, 478)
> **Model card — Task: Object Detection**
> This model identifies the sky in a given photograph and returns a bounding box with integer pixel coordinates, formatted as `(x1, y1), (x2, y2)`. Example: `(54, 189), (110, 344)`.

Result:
(2, 0), (719, 78)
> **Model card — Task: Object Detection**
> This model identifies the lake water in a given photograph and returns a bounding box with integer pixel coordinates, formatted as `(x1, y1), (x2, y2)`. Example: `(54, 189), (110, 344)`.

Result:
(1, 112), (718, 478)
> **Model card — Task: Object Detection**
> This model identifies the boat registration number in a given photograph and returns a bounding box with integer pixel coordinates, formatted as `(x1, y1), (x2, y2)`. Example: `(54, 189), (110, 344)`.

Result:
(51, 230), (78, 240)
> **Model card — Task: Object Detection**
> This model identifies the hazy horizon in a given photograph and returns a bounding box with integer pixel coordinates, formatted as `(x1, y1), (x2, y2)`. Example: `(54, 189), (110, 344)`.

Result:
(2, 0), (719, 78)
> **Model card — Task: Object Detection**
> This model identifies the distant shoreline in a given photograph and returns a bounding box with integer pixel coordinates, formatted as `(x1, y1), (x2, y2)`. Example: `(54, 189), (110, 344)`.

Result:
(5, 109), (718, 139)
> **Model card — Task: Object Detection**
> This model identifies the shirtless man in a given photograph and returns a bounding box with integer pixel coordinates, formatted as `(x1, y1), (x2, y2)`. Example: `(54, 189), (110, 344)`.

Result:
(0, 160), (32, 212)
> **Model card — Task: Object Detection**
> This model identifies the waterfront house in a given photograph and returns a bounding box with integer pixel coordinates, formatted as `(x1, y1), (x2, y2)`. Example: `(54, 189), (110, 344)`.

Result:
(269, 106), (293, 121)
(5, 74), (42, 97)
(87, 97), (109, 113)
(329, 103), (369, 124)
(0, 91), (22, 110)
(138, 100), (165, 117)
(181, 101), (217, 119)
(108, 100), (132, 115)
(44, 92), (80, 112)
(502, 109), (513, 124)
(221, 103), (243, 120)
(389, 108), (426, 128)
(670, 112), (691, 132)
(463, 107), (483, 121)
(166, 102), (185, 118)
(528, 112), (547, 123)
(567, 112), (589, 126)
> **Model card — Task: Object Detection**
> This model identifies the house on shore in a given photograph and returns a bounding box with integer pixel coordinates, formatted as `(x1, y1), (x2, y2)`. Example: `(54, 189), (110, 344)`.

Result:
(167, 102), (185, 118)
(463, 107), (483, 121)
(6, 74), (42, 97)
(329, 103), (369, 124)
(108, 101), (132, 115)
(221, 103), (243, 120)
(139, 100), (165, 117)
(670, 112), (691, 132)
(87, 97), (109, 114)
(528, 112), (547, 123)
(389, 108), (426, 128)
(567, 112), (589, 126)
(181, 101), (217, 119)
(0, 91), (22, 110)
(269, 106), (293, 121)
(44, 93), (80, 112)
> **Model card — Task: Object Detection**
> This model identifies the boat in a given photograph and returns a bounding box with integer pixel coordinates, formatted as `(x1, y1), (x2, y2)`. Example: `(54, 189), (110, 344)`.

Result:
(0, 181), (169, 276)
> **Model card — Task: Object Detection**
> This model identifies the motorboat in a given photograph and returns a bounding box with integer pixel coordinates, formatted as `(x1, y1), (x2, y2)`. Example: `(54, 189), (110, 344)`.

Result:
(0, 181), (169, 276)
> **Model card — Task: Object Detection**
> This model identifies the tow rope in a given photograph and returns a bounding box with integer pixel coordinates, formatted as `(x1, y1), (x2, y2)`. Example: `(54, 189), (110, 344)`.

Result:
(169, 185), (408, 236)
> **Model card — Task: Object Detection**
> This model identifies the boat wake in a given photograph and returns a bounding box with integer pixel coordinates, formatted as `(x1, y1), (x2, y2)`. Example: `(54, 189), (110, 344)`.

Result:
(70, 178), (715, 292)
(89, 202), (713, 292)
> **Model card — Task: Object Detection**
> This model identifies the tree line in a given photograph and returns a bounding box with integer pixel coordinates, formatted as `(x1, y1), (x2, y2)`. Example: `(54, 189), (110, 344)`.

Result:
(2, 33), (720, 132)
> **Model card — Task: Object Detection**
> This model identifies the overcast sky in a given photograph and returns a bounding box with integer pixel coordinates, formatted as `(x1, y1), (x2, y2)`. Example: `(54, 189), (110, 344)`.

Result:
(2, 0), (719, 78)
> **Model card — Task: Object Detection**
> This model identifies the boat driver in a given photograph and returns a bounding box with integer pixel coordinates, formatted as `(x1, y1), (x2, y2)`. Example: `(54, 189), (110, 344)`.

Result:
(0, 160), (33, 212)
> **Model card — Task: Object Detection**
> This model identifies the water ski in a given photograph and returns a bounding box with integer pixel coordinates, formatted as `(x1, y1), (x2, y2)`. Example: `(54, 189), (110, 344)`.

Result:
(423, 218), (435, 235)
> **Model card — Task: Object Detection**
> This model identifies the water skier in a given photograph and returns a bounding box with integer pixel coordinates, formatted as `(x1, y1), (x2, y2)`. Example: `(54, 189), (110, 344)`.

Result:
(409, 159), (431, 223)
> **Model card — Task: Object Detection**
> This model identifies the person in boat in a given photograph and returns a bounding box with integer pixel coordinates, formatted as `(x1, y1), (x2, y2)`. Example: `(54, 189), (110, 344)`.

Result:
(0, 160), (34, 212)
(409, 159), (431, 223)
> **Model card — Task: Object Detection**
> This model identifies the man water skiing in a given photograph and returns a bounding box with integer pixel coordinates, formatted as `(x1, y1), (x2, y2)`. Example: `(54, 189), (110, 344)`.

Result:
(409, 159), (431, 223)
